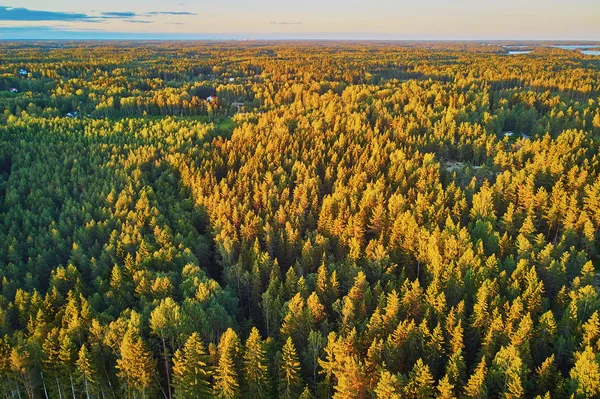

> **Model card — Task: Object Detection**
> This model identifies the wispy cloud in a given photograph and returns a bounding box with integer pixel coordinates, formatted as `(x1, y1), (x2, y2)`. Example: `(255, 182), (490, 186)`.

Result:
(270, 21), (302, 25)
(124, 20), (153, 24)
(146, 11), (197, 16)
(0, 5), (91, 21)
(101, 12), (137, 18)
(0, 6), (196, 23)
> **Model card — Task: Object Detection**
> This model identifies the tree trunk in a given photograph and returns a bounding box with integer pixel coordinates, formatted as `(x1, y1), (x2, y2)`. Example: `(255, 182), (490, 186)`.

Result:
(40, 371), (49, 399)
(161, 337), (171, 399)
(153, 371), (169, 399)
(70, 374), (76, 399)
(83, 376), (90, 399)
(57, 377), (63, 399)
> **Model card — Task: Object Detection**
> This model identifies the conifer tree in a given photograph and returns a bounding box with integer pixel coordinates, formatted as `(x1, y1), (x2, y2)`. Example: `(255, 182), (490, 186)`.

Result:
(172, 333), (212, 399)
(374, 370), (401, 399)
(116, 328), (156, 398)
(570, 346), (600, 398)
(76, 344), (96, 399)
(213, 328), (241, 399)
(464, 357), (488, 399)
(279, 337), (302, 399)
(407, 358), (435, 399)
(242, 327), (269, 399)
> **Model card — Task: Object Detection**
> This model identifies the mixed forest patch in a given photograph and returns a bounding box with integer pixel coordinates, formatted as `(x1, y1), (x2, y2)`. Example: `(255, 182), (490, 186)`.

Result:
(0, 41), (600, 398)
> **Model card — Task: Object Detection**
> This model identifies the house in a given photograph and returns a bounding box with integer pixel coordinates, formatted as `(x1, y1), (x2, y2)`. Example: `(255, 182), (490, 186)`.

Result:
(9, 88), (18, 93)
(19, 69), (28, 76)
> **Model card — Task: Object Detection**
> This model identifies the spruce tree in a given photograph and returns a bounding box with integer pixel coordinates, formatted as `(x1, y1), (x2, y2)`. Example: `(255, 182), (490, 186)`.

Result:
(279, 337), (302, 399)
(213, 328), (241, 399)
(242, 327), (269, 399)
(172, 333), (212, 399)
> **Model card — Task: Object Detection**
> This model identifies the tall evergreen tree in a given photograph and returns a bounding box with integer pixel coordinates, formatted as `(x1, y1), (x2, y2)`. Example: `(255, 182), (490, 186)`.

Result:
(279, 337), (303, 399)
(116, 328), (156, 398)
(242, 327), (269, 399)
(213, 328), (241, 399)
(172, 333), (212, 399)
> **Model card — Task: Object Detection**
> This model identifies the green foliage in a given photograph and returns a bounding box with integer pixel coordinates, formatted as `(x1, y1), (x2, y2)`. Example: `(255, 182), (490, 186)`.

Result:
(0, 41), (599, 398)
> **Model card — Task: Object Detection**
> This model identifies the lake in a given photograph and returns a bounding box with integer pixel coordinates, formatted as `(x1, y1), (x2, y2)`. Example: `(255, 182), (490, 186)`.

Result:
(506, 45), (600, 56)
(554, 45), (598, 50)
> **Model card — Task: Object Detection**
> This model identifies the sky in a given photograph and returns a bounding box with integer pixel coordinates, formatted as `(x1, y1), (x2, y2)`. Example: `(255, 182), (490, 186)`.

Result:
(0, 0), (599, 40)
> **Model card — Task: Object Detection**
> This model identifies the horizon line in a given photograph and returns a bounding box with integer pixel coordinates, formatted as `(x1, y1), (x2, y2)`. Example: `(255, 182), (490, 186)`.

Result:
(2, 38), (600, 43)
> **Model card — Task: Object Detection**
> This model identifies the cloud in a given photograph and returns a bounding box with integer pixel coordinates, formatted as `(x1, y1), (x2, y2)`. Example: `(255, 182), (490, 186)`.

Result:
(0, 6), (196, 23)
(124, 19), (153, 24)
(0, 5), (92, 21)
(270, 21), (302, 25)
(101, 12), (137, 18)
(145, 11), (197, 16)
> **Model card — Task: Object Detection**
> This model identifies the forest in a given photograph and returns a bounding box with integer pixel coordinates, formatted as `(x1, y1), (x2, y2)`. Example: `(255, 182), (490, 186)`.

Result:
(0, 41), (600, 399)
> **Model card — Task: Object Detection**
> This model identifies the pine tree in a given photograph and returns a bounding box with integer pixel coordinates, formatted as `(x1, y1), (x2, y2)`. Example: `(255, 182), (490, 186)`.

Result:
(279, 337), (302, 399)
(76, 344), (96, 399)
(407, 358), (435, 399)
(116, 328), (156, 398)
(535, 355), (561, 397)
(150, 297), (182, 399)
(59, 333), (77, 399)
(299, 385), (313, 399)
(437, 374), (456, 399)
(0, 338), (10, 398)
(490, 345), (527, 399)
(213, 328), (241, 399)
(374, 370), (401, 399)
(42, 328), (64, 398)
(10, 346), (35, 399)
(305, 330), (325, 394)
(570, 346), (600, 398)
(172, 333), (212, 399)
(464, 357), (488, 399)
(333, 355), (368, 399)
(242, 327), (269, 399)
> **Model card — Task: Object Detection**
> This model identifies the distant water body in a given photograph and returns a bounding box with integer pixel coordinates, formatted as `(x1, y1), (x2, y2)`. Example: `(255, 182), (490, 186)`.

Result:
(506, 45), (600, 56)
(554, 45), (597, 50)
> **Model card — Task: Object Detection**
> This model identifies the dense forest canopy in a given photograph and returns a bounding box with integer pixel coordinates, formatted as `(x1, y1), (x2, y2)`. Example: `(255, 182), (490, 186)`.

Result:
(1, 41), (600, 399)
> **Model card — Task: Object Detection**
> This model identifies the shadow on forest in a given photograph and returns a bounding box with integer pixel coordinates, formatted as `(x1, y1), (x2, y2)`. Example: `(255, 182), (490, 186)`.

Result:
(141, 159), (222, 283)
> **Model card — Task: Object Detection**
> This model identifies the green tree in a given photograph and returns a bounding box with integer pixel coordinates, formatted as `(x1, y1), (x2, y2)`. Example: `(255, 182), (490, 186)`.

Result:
(116, 328), (156, 398)
(279, 337), (303, 399)
(570, 346), (600, 398)
(76, 344), (97, 399)
(172, 333), (212, 399)
(150, 297), (182, 399)
(213, 328), (241, 399)
(242, 327), (269, 399)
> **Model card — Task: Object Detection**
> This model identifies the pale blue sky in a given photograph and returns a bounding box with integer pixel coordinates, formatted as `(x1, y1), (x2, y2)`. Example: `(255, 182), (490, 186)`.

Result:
(1, 0), (599, 40)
